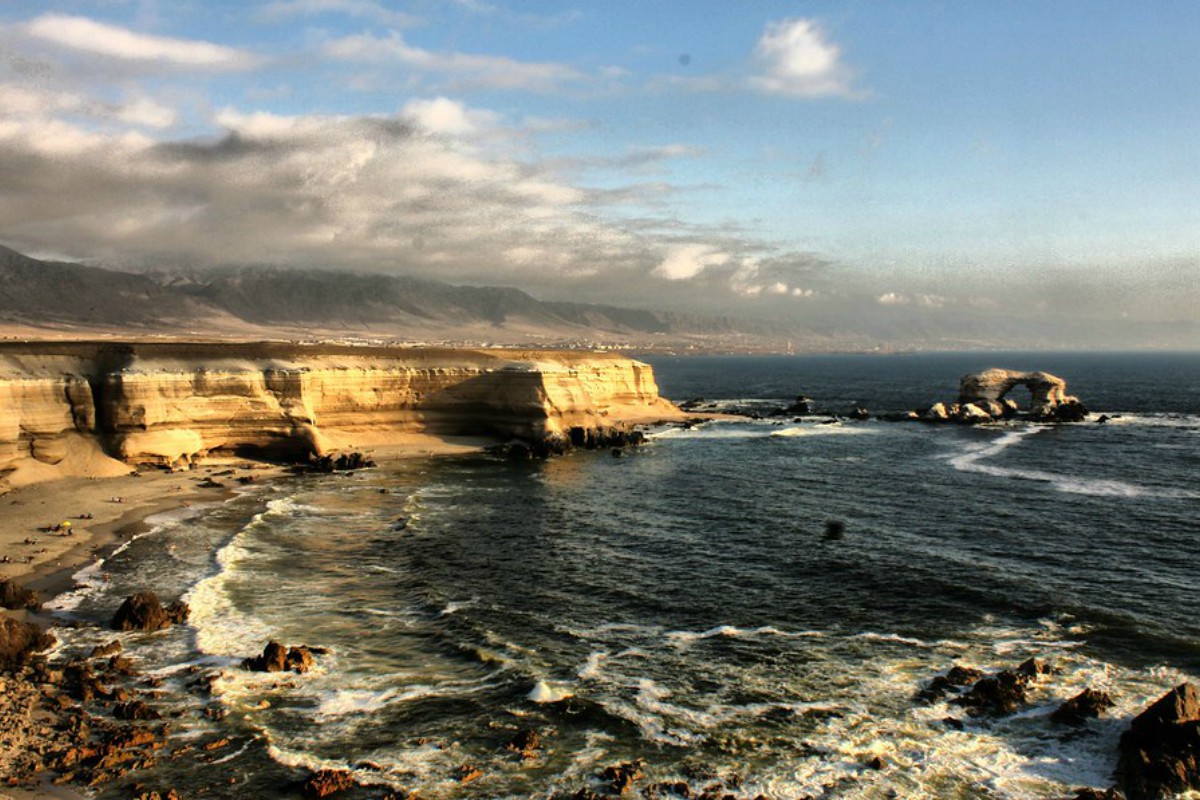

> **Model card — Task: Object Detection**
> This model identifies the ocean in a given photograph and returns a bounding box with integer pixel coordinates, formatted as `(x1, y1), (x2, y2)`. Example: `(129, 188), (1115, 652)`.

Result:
(46, 351), (1200, 798)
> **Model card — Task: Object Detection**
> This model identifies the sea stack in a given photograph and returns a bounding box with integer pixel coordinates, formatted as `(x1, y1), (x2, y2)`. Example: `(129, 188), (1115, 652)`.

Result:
(916, 368), (1089, 424)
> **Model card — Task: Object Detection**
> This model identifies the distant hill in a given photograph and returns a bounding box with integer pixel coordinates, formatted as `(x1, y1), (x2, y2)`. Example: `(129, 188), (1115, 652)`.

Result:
(0, 244), (788, 344)
(0, 245), (199, 326)
(4, 245), (1192, 350)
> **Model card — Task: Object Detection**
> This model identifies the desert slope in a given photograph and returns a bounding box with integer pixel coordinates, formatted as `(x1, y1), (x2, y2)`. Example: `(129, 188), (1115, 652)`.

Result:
(0, 342), (682, 490)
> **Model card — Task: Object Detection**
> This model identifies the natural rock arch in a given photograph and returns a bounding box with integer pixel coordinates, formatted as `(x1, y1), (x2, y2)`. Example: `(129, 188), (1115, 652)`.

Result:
(958, 368), (1069, 409)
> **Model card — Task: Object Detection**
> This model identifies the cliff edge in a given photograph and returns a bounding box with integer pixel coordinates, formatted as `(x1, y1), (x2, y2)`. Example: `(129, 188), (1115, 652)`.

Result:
(0, 342), (682, 490)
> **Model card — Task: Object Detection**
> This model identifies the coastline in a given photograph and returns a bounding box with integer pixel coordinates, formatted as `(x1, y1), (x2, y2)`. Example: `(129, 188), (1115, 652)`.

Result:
(1, 432), (502, 600)
(0, 433), (503, 798)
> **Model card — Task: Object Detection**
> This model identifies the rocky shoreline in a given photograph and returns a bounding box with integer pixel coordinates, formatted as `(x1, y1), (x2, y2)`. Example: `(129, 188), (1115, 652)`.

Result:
(0, 426), (679, 799)
(7, 582), (1200, 799)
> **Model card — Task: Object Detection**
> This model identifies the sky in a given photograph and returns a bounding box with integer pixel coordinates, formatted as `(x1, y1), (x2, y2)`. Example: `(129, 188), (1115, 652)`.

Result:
(0, 0), (1197, 334)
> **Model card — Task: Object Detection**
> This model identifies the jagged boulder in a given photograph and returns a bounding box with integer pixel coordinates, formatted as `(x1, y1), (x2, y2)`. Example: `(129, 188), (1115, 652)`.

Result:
(307, 451), (376, 473)
(956, 402), (994, 424)
(302, 769), (357, 798)
(0, 616), (55, 668)
(785, 395), (816, 415)
(0, 579), (41, 611)
(112, 592), (173, 632)
(917, 664), (984, 703)
(1053, 688), (1115, 725)
(922, 402), (951, 421)
(601, 760), (644, 795)
(1118, 683), (1200, 799)
(164, 600), (190, 624)
(953, 660), (1049, 716)
(243, 641), (317, 674)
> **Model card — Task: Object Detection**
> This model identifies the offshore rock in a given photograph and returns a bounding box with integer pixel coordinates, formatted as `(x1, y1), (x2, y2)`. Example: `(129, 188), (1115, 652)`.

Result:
(1053, 688), (1115, 725)
(1118, 683), (1200, 799)
(911, 369), (1088, 424)
(601, 760), (644, 795)
(243, 641), (317, 674)
(953, 659), (1050, 716)
(301, 769), (357, 798)
(785, 395), (816, 415)
(506, 728), (541, 758)
(917, 664), (984, 703)
(959, 368), (1089, 422)
(112, 593), (172, 632)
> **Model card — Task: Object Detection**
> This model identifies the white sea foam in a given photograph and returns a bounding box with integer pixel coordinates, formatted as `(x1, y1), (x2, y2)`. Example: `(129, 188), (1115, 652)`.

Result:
(1100, 412), (1200, 429)
(651, 426), (768, 440)
(439, 598), (479, 616)
(665, 624), (826, 644)
(263, 497), (321, 516)
(528, 680), (574, 703)
(184, 526), (275, 658)
(770, 425), (879, 438)
(577, 651), (609, 680)
(45, 500), (223, 612)
(946, 427), (1199, 498)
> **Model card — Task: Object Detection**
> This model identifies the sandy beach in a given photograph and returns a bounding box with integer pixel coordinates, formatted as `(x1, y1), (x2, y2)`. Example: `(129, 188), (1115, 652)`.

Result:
(0, 432), (496, 798)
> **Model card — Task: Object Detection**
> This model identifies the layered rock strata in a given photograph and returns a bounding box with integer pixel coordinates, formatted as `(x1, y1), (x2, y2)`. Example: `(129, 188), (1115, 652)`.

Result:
(0, 342), (681, 487)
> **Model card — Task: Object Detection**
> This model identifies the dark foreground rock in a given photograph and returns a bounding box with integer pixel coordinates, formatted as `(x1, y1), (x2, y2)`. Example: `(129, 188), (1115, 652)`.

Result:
(112, 593), (172, 632)
(306, 452), (376, 473)
(243, 641), (318, 674)
(917, 664), (984, 703)
(302, 768), (357, 798)
(492, 426), (647, 460)
(1053, 688), (1115, 725)
(506, 728), (541, 758)
(0, 616), (55, 668)
(938, 658), (1051, 716)
(0, 579), (42, 611)
(1118, 682), (1200, 799)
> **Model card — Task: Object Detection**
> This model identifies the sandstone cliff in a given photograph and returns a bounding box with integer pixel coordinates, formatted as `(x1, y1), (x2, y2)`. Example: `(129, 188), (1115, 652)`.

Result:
(0, 342), (681, 489)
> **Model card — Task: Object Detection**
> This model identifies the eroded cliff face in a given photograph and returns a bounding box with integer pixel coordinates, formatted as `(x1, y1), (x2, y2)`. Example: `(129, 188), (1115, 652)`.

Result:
(0, 343), (681, 488)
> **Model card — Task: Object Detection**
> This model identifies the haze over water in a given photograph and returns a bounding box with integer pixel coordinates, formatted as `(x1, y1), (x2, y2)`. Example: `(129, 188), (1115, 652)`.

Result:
(40, 352), (1200, 798)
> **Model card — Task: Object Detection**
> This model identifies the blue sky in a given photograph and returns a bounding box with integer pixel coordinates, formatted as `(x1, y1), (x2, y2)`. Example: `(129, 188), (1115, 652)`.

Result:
(0, 0), (1196, 327)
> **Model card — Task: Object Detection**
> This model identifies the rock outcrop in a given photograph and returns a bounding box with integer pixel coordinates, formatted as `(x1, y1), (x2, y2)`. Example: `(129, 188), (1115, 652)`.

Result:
(111, 592), (188, 632)
(0, 616), (55, 669)
(915, 368), (1088, 424)
(0, 342), (682, 488)
(1052, 688), (1115, 725)
(0, 579), (41, 611)
(1118, 683), (1200, 799)
(243, 641), (319, 674)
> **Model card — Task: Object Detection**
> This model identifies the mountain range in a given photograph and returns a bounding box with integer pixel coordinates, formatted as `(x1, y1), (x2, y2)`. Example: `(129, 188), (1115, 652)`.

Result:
(1, 244), (1194, 351)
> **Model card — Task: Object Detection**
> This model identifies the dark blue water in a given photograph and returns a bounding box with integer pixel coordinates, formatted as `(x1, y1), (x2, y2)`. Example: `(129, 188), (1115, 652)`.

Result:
(47, 352), (1200, 799)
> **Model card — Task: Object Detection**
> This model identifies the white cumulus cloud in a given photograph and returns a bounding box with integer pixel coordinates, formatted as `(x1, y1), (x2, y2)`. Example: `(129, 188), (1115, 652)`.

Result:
(653, 244), (730, 281)
(750, 18), (855, 98)
(401, 97), (497, 136)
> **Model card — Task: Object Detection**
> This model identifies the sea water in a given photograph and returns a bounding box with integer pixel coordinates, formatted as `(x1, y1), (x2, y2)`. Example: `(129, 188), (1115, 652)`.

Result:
(45, 352), (1200, 798)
